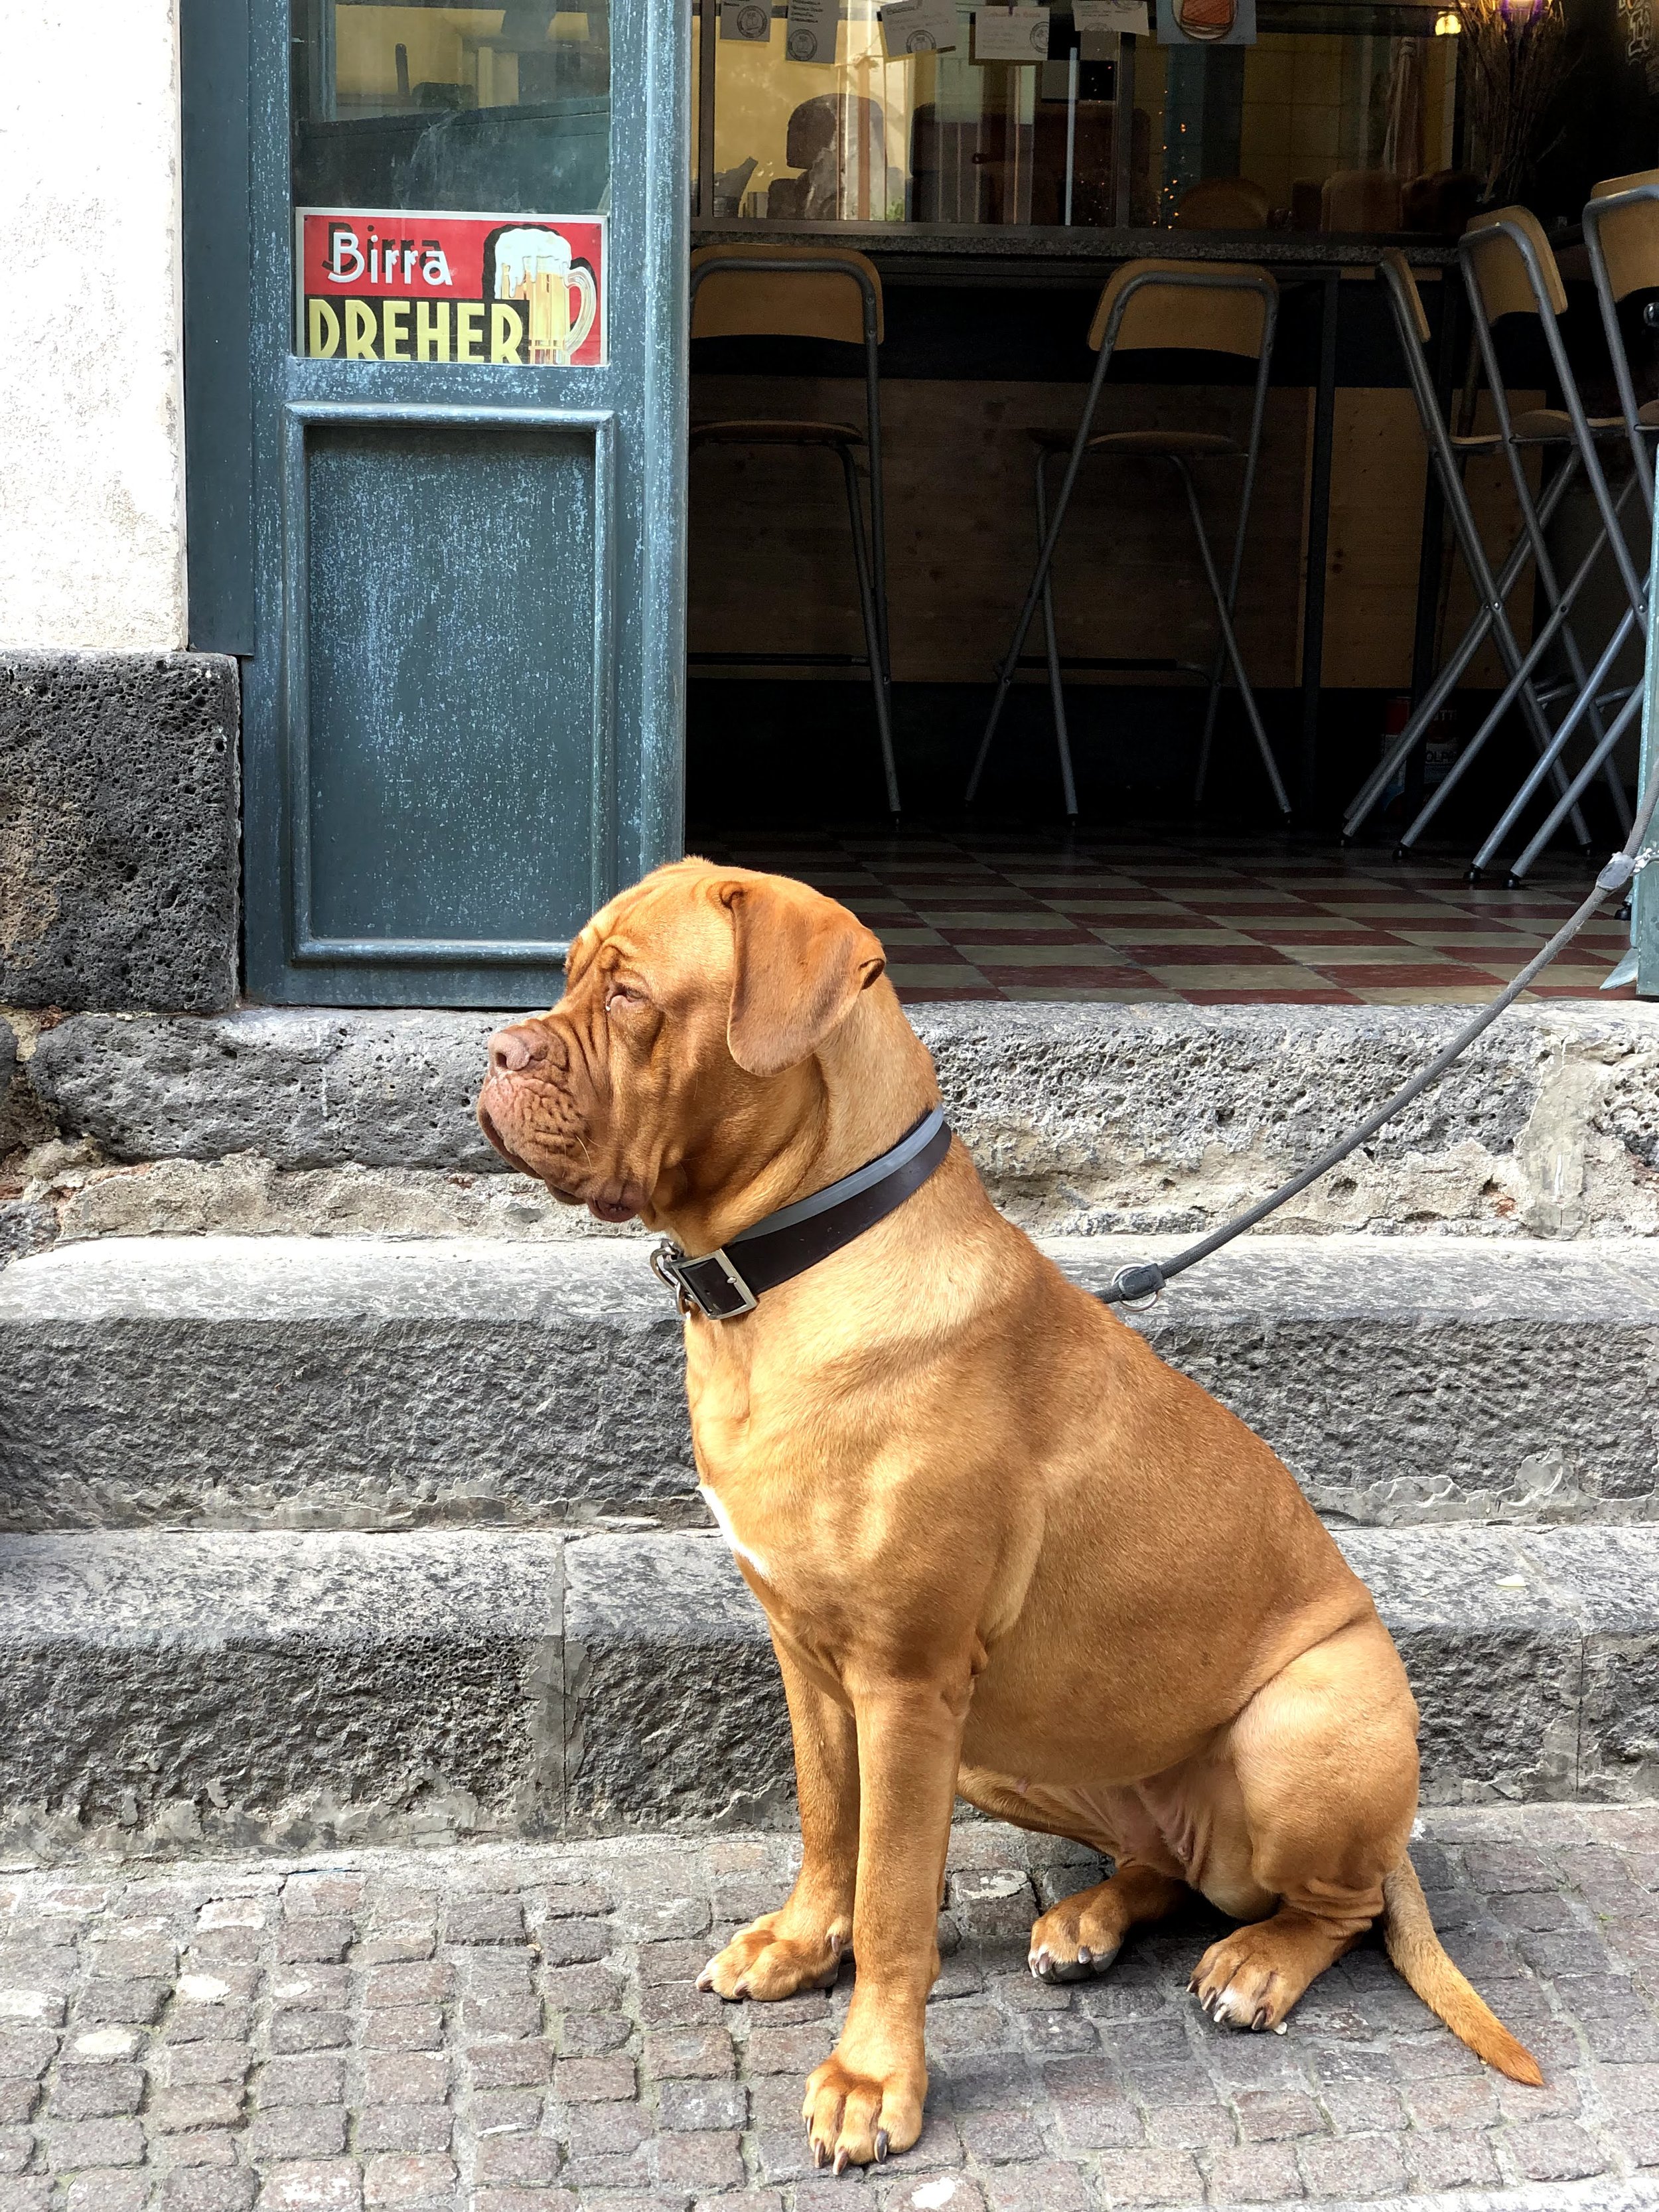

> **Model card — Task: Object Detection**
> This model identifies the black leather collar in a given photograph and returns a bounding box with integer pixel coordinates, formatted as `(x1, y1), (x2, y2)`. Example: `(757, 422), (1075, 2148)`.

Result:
(650, 1108), (952, 1321)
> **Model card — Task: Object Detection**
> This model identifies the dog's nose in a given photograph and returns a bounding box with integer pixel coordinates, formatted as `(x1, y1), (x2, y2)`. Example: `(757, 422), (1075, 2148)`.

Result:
(488, 1025), (537, 1074)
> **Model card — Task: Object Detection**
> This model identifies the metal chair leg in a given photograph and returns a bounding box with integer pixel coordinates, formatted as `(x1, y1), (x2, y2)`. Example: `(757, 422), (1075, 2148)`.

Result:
(1504, 449), (1634, 836)
(1342, 453), (1581, 839)
(1507, 682), (1644, 882)
(1197, 392), (1265, 808)
(1194, 646), (1226, 806)
(1465, 604), (1640, 872)
(1035, 450), (1079, 820)
(967, 463), (1080, 804)
(1173, 459), (1291, 818)
(839, 445), (901, 817)
(969, 348), (1114, 804)
(1402, 547), (1636, 858)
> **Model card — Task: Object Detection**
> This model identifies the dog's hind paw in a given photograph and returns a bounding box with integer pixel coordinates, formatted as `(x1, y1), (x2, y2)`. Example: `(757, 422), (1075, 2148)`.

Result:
(1028, 1939), (1114, 1984)
(1027, 1880), (1141, 1983)
(1190, 1908), (1348, 2034)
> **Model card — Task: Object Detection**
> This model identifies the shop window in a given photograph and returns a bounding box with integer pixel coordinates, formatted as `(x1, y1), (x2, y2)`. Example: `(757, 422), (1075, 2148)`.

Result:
(693, 0), (1464, 232)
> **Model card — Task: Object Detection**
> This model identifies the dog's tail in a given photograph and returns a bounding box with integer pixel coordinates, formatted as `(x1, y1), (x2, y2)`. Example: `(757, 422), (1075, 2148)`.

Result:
(1382, 1858), (1543, 2086)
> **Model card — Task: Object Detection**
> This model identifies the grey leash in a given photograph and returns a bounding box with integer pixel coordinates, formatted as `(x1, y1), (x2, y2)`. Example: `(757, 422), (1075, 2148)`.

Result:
(1101, 778), (1659, 1309)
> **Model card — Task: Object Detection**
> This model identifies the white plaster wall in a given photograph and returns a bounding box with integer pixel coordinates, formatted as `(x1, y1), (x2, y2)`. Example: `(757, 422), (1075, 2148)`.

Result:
(0, 1), (188, 650)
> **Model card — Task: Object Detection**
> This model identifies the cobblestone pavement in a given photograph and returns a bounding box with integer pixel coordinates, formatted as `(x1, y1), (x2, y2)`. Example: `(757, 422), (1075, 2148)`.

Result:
(3, 1805), (1658, 2212)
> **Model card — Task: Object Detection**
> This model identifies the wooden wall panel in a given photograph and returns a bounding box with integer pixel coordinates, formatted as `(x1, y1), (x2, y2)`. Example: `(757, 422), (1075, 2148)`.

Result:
(1321, 388), (1536, 692)
(689, 373), (1536, 692)
(690, 376), (1309, 687)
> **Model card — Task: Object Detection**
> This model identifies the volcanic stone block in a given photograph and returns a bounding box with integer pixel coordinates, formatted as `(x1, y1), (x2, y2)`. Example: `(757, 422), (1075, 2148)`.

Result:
(0, 652), (240, 1011)
(29, 1011), (500, 1171)
(2, 1522), (1656, 1855)
(25, 1000), (1659, 1228)
(0, 1530), (563, 1858)
(0, 1198), (55, 1269)
(1521, 1526), (1659, 1803)
(1337, 1526), (1586, 1804)
(563, 1533), (792, 1834)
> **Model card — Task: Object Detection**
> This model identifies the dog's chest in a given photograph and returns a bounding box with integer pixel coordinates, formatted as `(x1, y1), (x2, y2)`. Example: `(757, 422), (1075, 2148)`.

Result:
(684, 1348), (816, 1591)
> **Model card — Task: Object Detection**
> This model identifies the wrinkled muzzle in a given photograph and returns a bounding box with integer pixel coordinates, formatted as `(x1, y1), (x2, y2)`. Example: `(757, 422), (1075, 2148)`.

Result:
(476, 1015), (641, 1222)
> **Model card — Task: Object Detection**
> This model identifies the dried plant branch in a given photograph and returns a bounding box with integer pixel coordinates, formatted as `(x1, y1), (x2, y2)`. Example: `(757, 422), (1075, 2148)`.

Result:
(1454, 0), (1569, 202)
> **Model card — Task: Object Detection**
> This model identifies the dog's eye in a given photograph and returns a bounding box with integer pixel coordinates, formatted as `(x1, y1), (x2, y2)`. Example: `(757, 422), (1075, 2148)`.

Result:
(605, 982), (644, 1013)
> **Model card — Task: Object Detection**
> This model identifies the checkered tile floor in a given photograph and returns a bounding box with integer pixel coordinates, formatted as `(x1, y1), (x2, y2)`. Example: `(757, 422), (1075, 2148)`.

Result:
(694, 830), (1637, 1005)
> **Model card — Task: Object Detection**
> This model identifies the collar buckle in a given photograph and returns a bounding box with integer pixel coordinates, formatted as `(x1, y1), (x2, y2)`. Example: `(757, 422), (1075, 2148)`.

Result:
(650, 1239), (758, 1322)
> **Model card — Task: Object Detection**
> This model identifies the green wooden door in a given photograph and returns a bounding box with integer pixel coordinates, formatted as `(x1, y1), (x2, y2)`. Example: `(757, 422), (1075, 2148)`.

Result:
(201, 0), (687, 1006)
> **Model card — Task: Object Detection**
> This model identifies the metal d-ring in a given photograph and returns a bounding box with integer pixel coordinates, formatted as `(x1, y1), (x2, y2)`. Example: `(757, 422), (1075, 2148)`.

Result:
(1111, 1262), (1167, 1311)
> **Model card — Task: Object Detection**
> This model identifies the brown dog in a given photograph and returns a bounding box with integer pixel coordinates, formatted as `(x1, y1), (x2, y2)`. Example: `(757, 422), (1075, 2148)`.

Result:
(476, 860), (1542, 2171)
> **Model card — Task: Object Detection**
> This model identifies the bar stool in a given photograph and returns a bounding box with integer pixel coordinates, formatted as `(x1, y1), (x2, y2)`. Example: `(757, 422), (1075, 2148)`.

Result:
(689, 244), (900, 816)
(1583, 169), (1659, 952)
(1471, 173), (1659, 885)
(967, 260), (1289, 819)
(1343, 251), (1603, 848)
(1585, 168), (1659, 522)
(1396, 208), (1642, 877)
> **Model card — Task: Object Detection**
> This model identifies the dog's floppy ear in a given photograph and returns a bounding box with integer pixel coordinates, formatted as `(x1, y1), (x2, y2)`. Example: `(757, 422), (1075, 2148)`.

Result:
(721, 875), (887, 1078)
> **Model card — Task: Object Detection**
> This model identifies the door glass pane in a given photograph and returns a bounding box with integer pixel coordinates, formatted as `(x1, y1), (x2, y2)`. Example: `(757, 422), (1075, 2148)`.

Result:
(291, 1), (611, 218)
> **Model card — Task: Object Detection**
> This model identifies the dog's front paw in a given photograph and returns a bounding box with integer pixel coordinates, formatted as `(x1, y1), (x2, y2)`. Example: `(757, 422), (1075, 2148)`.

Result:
(1028, 1886), (1127, 1983)
(697, 1911), (845, 2002)
(802, 2051), (925, 2172)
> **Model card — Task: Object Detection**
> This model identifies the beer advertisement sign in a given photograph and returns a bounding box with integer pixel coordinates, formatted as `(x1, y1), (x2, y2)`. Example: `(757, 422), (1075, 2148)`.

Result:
(296, 209), (606, 368)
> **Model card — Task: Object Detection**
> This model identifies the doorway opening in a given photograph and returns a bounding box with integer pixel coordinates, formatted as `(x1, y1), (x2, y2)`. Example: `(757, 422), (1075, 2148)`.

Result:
(683, 0), (1645, 1006)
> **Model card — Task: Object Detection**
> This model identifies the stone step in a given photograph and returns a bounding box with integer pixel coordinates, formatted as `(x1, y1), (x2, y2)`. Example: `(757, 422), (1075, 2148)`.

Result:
(3, 1233), (1658, 1532)
(0, 1522), (1654, 1862)
(13, 999), (1659, 1245)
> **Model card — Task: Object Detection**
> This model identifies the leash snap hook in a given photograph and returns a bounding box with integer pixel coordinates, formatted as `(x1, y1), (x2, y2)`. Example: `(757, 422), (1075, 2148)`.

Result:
(1597, 851), (1645, 894)
(650, 1238), (696, 1317)
(1112, 1260), (1167, 1311)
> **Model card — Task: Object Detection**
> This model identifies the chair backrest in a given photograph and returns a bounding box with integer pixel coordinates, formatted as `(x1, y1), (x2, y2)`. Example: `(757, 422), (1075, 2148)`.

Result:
(1461, 204), (1569, 323)
(1170, 176), (1269, 231)
(1588, 167), (1659, 303)
(1380, 247), (1431, 347)
(1322, 169), (1403, 234)
(689, 243), (884, 346)
(1087, 259), (1275, 358)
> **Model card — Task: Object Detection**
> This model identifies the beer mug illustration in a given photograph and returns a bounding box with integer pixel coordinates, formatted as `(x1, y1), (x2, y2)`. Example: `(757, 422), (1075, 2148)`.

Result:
(490, 225), (599, 365)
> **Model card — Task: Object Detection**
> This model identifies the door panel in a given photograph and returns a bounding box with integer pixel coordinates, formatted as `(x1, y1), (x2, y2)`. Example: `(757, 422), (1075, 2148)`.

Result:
(236, 0), (687, 1006)
(286, 404), (613, 966)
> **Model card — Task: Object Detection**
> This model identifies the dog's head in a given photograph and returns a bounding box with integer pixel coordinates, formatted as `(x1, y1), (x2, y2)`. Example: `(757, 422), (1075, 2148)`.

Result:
(475, 860), (888, 1224)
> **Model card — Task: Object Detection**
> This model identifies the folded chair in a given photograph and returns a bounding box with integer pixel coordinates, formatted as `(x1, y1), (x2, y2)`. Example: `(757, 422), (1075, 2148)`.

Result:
(1342, 250), (1604, 851)
(689, 244), (901, 816)
(1398, 208), (1643, 878)
(966, 260), (1289, 820)
(1585, 169), (1659, 521)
